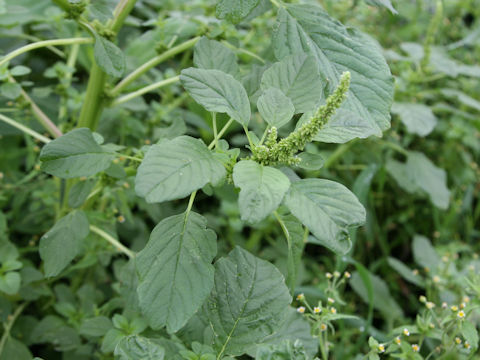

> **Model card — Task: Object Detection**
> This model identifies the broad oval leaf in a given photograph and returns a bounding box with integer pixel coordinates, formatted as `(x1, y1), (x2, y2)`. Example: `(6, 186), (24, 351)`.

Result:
(216, 0), (261, 23)
(391, 103), (437, 136)
(284, 179), (366, 255)
(257, 88), (295, 128)
(194, 37), (239, 77)
(412, 235), (440, 272)
(135, 136), (226, 203)
(39, 128), (115, 179)
(180, 68), (251, 125)
(39, 210), (90, 277)
(206, 247), (291, 357)
(232, 160), (290, 223)
(114, 335), (165, 360)
(260, 53), (323, 114)
(273, 5), (394, 143)
(136, 211), (217, 333)
(0, 272), (21, 295)
(94, 33), (126, 78)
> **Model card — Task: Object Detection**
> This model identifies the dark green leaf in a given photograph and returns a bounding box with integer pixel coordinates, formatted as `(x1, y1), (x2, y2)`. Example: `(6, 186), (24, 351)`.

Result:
(257, 88), (295, 129)
(216, 0), (261, 23)
(194, 37), (239, 77)
(114, 335), (165, 360)
(93, 33), (126, 78)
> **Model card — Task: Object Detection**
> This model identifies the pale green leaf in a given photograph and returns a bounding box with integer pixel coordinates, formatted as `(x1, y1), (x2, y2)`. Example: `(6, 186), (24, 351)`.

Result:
(136, 211), (217, 333)
(273, 5), (394, 143)
(180, 68), (251, 125)
(284, 179), (366, 255)
(233, 160), (290, 223)
(114, 335), (165, 360)
(206, 247), (291, 357)
(40, 128), (115, 179)
(461, 321), (479, 350)
(79, 316), (113, 337)
(135, 136), (226, 203)
(391, 103), (437, 136)
(216, 0), (260, 23)
(296, 152), (324, 170)
(68, 179), (97, 208)
(260, 53), (323, 114)
(39, 210), (89, 277)
(412, 235), (440, 272)
(257, 88), (295, 128)
(440, 88), (480, 112)
(0, 337), (32, 360)
(364, 0), (398, 14)
(0, 82), (21, 99)
(387, 257), (425, 287)
(194, 37), (239, 77)
(0, 271), (21, 295)
(94, 33), (125, 78)
(10, 65), (31, 76)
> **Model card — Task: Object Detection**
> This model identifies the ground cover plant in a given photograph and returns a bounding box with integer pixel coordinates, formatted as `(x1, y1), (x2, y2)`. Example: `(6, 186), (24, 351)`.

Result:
(0, 0), (479, 359)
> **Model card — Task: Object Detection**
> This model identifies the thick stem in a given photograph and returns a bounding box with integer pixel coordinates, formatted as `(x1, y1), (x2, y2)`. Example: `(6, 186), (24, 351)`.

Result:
(77, 64), (107, 130)
(109, 0), (138, 34)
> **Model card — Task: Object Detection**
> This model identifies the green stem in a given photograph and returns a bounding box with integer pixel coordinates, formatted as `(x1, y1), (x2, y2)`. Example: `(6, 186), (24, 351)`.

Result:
(89, 225), (135, 258)
(0, 302), (28, 356)
(212, 112), (218, 149)
(111, 76), (180, 106)
(243, 125), (254, 148)
(0, 113), (51, 143)
(221, 41), (266, 64)
(110, 37), (200, 96)
(117, 154), (142, 162)
(378, 140), (409, 156)
(323, 140), (358, 170)
(208, 118), (235, 149)
(109, 0), (138, 34)
(77, 64), (107, 130)
(0, 38), (93, 68)
(59, 41), (80, 121)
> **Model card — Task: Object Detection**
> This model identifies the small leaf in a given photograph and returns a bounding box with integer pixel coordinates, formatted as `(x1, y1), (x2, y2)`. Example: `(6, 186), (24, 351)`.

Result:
(68, 179), (97, 208)
(136, 212), (217, 333)
(114, 335), (165, 360)
(461, 321), (479, 350)
(39, 210), (90, 277)
(216, 0), (261, 23)
(0, 82), (21, 99)
(364, 0), (398, 14)
(79, 316), (113, 337)
(194, 37), (239, 77)
(135, 136), (226, 203)
(93, 33), (126, 78)
(233, 160), (290, 223)
(257, 88), (295, 128)
(261, 53), (323, 114)
(284, 179), (366, 255)
(180, 68), (251, 125)
(412, 235), (440, 272)
(0, 337), (32, 360)
(40, 128), (116, 179)
(296, 152), (324, 170)
(0, 272), (21, 295)
(206, 247), (291, 357)
(10, 65), (31, 76)
(391, 103), (437, 136)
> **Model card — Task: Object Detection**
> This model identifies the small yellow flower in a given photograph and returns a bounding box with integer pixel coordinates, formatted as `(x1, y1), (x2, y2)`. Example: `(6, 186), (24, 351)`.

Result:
(412, 344), (420, 352)
(469, 265), (475, 271)
(313, 307), (321, 314)
(463, 296), (470, 303)
(333, 271), (341, 278)
(117, 215), (126, 223)
(451, 305), (459, 312)
(327, 297), (335, 304)
(403, 328), (410, 336)
(326, 272), (333, 279)
(330, 307), (337, 314)
(412, 269), (419, 276)
(432, 275), (440, 283)
(464, 342), (471, 349)
(424, 267), (430, 273)
(442, 255), (449, 262)
(144, 139), (151, 145)
(455, 337), (462, 345)
(426, 301), (435, 309)
(460, 302), (466, 309)
(394, 336), (401, 345)
(419, 295), (427, 303)
(377, 344), (385, 353)
(429, 323), (435, 329)
(344, 271), (351, 279)
(297, 306), (305, 314)
(457, 310), (466, 319)
(296, 293), (305, 301)
(320, 323), (327, 331)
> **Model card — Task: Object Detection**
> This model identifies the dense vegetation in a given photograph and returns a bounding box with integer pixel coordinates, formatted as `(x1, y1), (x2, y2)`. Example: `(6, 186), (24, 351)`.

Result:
(0, 0), (479, 359)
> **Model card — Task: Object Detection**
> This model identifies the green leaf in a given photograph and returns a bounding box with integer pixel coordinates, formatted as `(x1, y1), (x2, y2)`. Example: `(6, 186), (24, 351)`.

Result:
(260, 53), (323, 114)
(114, 335), (165, 360)
(296, 152), (324, 170)
(387, 257), (425, 287)
(194, 37), (239, 77)
(364, 0), (398, 14)
(79, 316), (113, 337)
(39, 210), (90, 277)
(0, 240), (18, 263)
(136, 211), (217, 333)
(391, 103), (437, 136)
(68, 179), (97, 208)
(273, 5), (394, 143)
(232, 160), (290, 223)
(93, 33), (125, 78)
(386, 151), (450, 209)
(206, 247), (291, 357)
(180, 68), (251, 125)
(216, 0), (260, 23)
(257, 88), (295, 129)
(440, 88), (480, 112)
(40, 128), (116, 179)
(135, 136), (225, 203)
(0, 337), (32, 360)
(412, 235), (439, 272)
(0, 82), (21, 99)
(350, 271), (403, 320)
(10, 65), (31, 76)
(32, 315), (81, 351)
(284, 179), (366, 255)
(256, 340), (308, 360)
(0, 271), (21, 295)
(461, 321), (479, 350)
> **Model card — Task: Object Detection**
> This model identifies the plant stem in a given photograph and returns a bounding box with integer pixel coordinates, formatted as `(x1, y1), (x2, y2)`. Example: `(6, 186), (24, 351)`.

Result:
(243, 125), (254, 148)
(77, 64), (107, 130)
(323, 139), (358, 170)
(212, 113), (218, 148)
(111, 76), (180, 106)
(109, 0), (138, 34)
(0, 38), (93, 68)
(59, 41), (80, 121)
(220, 41), (266, 64)
(208, 118), (235, 149)
(110, 37), (200, 96)
(0, 302), (28, 356)
(117, 154), (142, 162)
(0, 113), (51, 143)
(89, 225), (135, 258)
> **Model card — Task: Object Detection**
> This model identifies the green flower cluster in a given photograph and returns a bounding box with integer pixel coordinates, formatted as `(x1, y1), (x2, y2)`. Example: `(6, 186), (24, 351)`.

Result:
(251, 71), (351, 166)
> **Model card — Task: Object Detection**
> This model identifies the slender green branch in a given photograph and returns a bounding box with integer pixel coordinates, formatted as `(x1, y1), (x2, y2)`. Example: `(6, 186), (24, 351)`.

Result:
(243, 125), (254, 148)
(0, 113), (51, 144)
(110, 37), (200, 96)
(0, 38), (93, 68)
(212, 112), (218, 149)
(59, 42), (80, 121)
(117, 154), (142, 162)
(89, 225), (135, 258)
(378, 140), (409, 156)
(0, 302), (28, 356)
(420, 0), (443, 73)
(221, 41), (266, 64)
(208, 118), (235, 149)
(109, 0), (138, 34)
(111, 76), (180, 106)
(323, 139), (358, 170)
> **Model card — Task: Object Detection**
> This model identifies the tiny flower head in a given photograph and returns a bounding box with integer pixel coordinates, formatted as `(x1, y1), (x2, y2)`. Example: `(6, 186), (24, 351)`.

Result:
(297, 306), (305, 314)
(442, 302), (448, 309)
(326, 272), (333, 279)
(333, 271), (341, 278)
(457, 310), (466, 319)
(344, 271), (351, 279)
(320, 323), (327, 331)
(463, 296), (470, 303)
(455, 337), (462, 345)
(117, 215), (126, 223)
(464, 342), (471, 349)
(429, 323), (435, 329)
(313, 307), (321, 314)
(451, 305), (459, 312)
(327, 297), (335, 304)
(419, 295), (427, 303)
(460, 302), (466, 309)
(377, 344), (385, 353)
(433, 275), (440, 283)
(403, 328), (410, 336)
(412, 344), (420, 352)
(330, 307), (337, 314)
(426, 301), (435, 309)
(412, 269), (419, 276)
(296, 293), (305, 301)
(394, 336), (401, 345)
